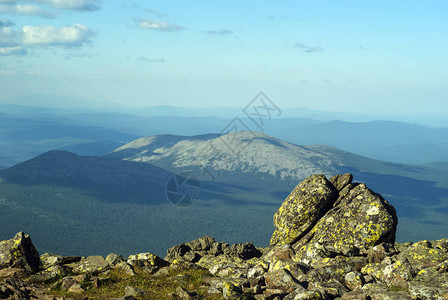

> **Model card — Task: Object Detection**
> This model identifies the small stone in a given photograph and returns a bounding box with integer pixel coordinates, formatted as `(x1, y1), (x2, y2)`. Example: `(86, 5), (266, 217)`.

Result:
(127, 252), (169, 273)
(284, 288), (324, 300)
(114, 261), (135, 276)
(175, 286), (198, 299)
(73, 255), (109, 274)
(67, 282), (84, 293)
(0, 268), (27, 279)
(344, 271), (365, 291)
(125, 285), (146, 297)
(222, 281), (242, 299)
(106, 253), (125, 266)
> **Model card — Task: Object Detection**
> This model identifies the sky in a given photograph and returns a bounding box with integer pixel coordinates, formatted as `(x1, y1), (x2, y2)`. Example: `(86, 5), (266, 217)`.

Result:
(0, 0), (447, 118)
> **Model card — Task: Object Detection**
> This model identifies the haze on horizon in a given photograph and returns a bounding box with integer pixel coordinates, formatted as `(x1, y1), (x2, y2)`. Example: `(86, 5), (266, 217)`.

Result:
(0, 0), (447, 121)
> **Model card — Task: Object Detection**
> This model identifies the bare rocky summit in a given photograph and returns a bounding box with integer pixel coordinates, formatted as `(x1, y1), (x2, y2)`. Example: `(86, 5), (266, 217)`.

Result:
(1, 174), (447, 299)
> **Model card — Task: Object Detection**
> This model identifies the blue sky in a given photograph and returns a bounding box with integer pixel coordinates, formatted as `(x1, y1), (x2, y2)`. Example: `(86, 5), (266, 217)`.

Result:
(0, 0), (447, 117)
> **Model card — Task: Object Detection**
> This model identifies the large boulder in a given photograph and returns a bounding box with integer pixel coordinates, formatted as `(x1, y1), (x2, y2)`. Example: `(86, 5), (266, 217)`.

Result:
(270, 174), (338, 246)
(294, 182), (398, 256)
(0, 232), (40, 273)
(270, 174), (398, 257)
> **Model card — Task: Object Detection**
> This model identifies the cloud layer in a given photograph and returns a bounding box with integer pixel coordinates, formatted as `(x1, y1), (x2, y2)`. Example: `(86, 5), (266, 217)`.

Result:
(22, 23), (95, 46)
(136, 18), (183, 32)
(0, 0), (100, 16)
(32, 0), (100, 11)
(0, 45), (26, 55)
(0, 2), (54, 18)
(0, 19), (95, 55)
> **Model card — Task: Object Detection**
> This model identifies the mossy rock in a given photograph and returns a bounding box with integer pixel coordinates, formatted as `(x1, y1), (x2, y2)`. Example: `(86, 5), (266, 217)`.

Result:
(270, 174), (338, 246)
(293, 182), (397, 255)
(0, 232), (40, 273)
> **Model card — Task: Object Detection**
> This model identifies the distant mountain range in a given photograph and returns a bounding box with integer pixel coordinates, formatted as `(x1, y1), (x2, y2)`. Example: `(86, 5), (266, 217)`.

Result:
(1, 131), (447, 257)
(1, 103), (447, 170)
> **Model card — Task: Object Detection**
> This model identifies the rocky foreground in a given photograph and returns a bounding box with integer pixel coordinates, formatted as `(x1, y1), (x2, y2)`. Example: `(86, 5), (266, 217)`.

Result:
(1, 174), (448, 299)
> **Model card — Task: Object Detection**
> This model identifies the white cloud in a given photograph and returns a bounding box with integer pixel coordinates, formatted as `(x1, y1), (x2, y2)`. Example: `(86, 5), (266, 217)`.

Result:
(22, 23), (95, 47)
(32, 0), (100, 11)
(0, 3), (54, 18)
(136, 56), (165, 63)
(0, 45), (26, 55)
(136, 18), (183, 32)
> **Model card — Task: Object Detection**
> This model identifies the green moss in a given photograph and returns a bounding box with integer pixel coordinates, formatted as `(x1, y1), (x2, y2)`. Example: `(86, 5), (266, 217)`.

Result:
(46, 266), (221, 300)
(388, 284), (409, 292)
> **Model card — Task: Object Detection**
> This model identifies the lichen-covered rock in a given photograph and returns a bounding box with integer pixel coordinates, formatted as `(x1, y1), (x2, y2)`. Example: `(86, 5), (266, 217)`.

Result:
(198, 254), (254, 278)
(0, 232), (40, 274)
(270, 174), (338, 246)
(341, 282), (412, 300)
(106, 253), (126, 266)
(229, 242), (262, 260)
(344, 271), (365, 291)
(283, 288), (324, 300)
(366, 243), (397, 263)
(222, 281), (243, 299)
(408, 281), (448, 300)
(72, 255), (110, 275)
(39, 253), (81, 270)
(127, 252), (169, 273)
(308, 280), (349, 298)
(28, 264), (71, 283)
(0, 268), (27, 279)
(166, 236), (231, 263)
(0, 278), (56, 300)
(114, 261), (136, 276)
(395, 239), (448, 275)
(293, 181), (397, 255)
(361, 257), (413, 290)
(330, 173), (353, 192)
(264, 268), (304, 291)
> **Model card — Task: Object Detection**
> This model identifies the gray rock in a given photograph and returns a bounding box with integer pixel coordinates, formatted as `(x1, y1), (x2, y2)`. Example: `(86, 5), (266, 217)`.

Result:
(408, 281), (448, 300)
(39, 253), (81, 269)
(230, 242), (262, 260)
(294, 180), (397, 256)
(124, 285), (146, 297)
(344, 271), (365, 291)
(175, 286), (199, 299)
(72, 255), (110, 275)
(329, 173), (353, 191)
(0, 232), (40, 273)
(106, 253), (125, 266)
(222, 281), (242, 299)
(270, 174), (338, 246)
(127, 252), (168, 273)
